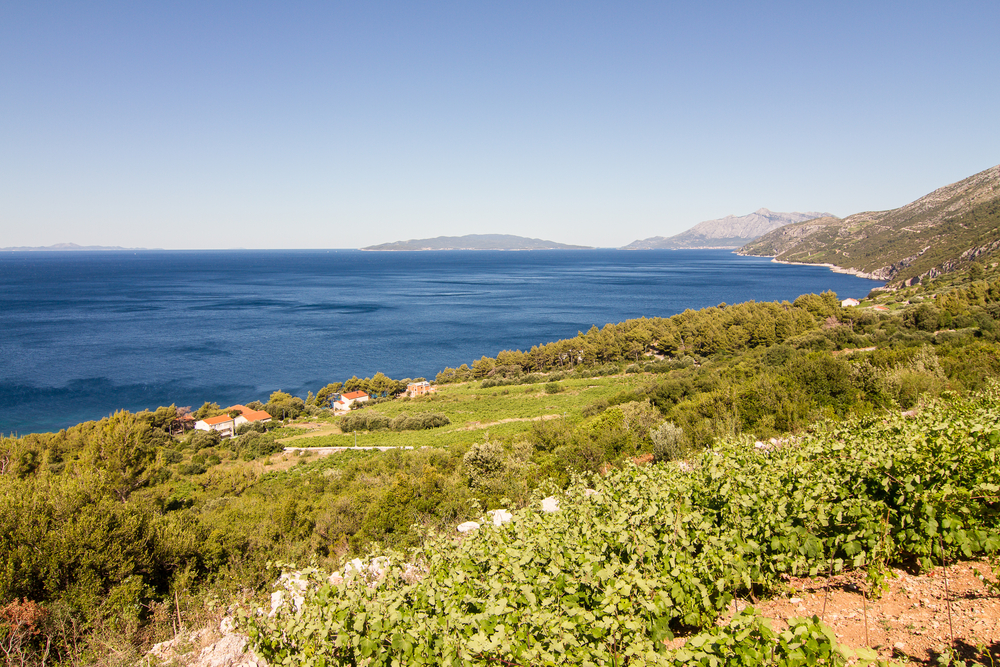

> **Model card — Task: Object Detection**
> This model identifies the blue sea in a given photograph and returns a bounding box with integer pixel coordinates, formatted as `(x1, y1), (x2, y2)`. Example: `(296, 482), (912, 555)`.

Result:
(0, 249), (882, 434)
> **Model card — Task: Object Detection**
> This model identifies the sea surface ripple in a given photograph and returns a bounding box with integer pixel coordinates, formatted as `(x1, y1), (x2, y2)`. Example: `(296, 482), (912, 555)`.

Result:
(0, 249), (881, 433)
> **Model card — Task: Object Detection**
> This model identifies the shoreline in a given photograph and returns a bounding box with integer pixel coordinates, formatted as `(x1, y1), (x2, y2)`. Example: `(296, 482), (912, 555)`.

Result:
(760, 256), (885, 282)
(2, 250), (885, 435)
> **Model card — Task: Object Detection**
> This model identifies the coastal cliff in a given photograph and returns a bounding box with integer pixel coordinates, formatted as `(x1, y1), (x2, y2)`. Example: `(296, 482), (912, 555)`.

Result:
(739, 164), (1000, 285)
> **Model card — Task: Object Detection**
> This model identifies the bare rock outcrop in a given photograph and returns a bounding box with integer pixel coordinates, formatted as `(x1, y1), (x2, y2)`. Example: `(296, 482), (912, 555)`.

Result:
(148, 617), (265, 667)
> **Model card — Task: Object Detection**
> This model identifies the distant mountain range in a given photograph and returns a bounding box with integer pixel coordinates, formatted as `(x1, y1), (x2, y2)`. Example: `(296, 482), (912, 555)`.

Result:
(362, 234), (591, 251)
(739, 164), (1000, 285)
(621, 209), (834, 249)
(0, 243), (144, 251)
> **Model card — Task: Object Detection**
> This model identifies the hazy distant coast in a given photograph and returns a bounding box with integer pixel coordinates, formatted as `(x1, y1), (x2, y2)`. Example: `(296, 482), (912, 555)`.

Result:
(0, 243), (148, 251)
(362, 234), (591, 251)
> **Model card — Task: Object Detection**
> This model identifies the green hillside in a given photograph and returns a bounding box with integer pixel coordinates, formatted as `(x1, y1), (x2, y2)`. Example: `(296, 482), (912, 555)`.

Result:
(740, 165), (1000, 285)
(4, 264), (1000, 664)
(250, 390), (1000, 665)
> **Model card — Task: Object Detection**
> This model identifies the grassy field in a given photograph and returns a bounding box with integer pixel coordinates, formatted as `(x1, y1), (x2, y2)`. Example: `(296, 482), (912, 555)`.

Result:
(278, 373), (644, 450)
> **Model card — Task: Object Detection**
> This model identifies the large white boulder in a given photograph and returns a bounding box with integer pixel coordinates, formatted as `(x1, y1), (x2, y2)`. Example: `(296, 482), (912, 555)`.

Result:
(457, 521), (481, 533)
(541, 496), (560, 513)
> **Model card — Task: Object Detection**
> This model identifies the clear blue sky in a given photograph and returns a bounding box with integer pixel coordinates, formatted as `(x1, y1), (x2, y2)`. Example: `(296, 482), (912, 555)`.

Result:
(2, 1), (998, 249)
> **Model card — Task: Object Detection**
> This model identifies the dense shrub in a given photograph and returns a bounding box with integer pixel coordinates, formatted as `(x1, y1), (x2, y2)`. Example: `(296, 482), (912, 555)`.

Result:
(161, 448), (183, 464)
(389, 413), (450, 431)
(627, 356), (695, 374)
(651, 420), (685, 462)
(481, 373), (546, 388)
(231, 432), (283, 461)
(263, 399), (304, 420)
(236, 421), (273, 436)
(0, 467), (205, 654)
(178, 461), (207, 475)
(340, 411), (450, 432)
(185, 428), (221, 451)
(462, 440), (507, 488)
(461, 439), (535, 505)
(572, 363), (623, 378)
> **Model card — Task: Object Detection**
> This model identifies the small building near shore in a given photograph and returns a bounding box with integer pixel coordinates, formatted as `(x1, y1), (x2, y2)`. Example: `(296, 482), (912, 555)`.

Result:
(232, 404), (273, 424)
(195, 404), (272, 438)
(841, 298), (860, 307)
(334, 391), (370, 411)
(406, 381), (436, 397)
(170, 413), (196, 436)
(195, 414), (238, 437)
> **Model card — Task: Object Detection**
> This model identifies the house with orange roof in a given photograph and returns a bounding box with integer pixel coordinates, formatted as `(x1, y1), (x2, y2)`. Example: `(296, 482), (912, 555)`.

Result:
(406, 381), (436, 397)
(194, 404), (272, 438)
(231, 404), (273, 423)
(333, 391), (369, 411)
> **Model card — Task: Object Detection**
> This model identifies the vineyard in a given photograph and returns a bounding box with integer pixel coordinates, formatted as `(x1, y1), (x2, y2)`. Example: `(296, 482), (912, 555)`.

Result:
(245, 386), (1000, 665)
(6, 265), (1000, 664)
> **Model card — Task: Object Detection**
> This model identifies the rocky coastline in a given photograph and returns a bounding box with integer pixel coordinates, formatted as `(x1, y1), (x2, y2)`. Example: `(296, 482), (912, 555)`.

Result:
(763, 257), (887, 281)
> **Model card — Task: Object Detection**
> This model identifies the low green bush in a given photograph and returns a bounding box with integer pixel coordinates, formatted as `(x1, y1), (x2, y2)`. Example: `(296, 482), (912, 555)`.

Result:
(231, 431), (283, 460)
(340, 411), (450, 432)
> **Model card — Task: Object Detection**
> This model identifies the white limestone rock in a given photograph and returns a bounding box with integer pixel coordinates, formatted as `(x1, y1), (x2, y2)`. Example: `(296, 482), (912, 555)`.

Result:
(488, 509), (513, 526)
(457, 520), (481, 533)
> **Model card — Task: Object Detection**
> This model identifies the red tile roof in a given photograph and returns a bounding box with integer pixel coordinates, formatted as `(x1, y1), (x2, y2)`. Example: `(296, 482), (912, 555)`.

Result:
(226, 405), (272, 422)
(201, 414), (234, 425)
(341, 391), (368, 400)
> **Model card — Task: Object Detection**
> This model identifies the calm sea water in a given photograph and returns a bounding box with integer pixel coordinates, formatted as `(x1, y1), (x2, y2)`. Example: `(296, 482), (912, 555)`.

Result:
(0, 249), (881, 434)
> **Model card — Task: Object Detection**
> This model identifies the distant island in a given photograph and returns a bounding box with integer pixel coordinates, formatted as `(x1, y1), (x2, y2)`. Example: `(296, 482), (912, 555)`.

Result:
(621, 208), (834, 249)
(0, 243), (146, 251)
(362, 234), (591, 251)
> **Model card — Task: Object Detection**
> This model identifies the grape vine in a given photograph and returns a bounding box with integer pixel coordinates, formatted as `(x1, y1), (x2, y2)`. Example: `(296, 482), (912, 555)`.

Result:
(244, 385), (1000, 666)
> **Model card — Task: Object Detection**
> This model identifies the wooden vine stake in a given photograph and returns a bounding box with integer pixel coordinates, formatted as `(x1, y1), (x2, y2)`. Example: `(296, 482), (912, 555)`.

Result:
(861, 582), (869, 648)
(175, 590), (183, 634)
(940, 536), (955, 647)
(821, 550), (835, 622)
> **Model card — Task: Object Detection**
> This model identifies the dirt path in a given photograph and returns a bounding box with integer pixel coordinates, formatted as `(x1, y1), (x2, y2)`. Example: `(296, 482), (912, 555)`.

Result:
(455, 414), (562, 431)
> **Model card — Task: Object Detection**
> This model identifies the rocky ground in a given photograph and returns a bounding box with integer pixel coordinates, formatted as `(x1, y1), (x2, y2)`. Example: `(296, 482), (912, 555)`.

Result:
(148, 616), (264, 667)
(718, 558), (1000, 664)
